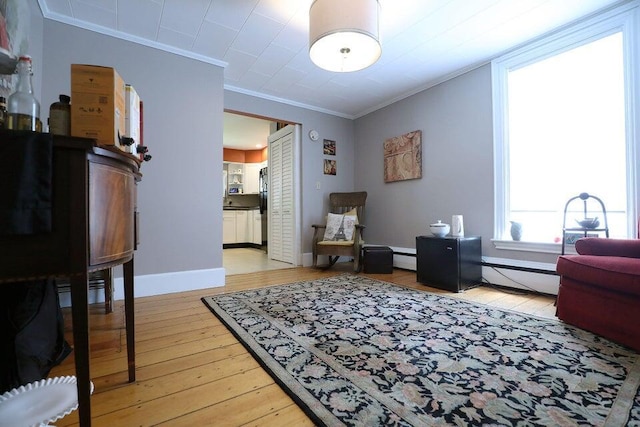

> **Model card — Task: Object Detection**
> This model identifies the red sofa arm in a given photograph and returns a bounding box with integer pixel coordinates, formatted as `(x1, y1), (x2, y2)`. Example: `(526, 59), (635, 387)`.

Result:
(575, 237), (640, 258)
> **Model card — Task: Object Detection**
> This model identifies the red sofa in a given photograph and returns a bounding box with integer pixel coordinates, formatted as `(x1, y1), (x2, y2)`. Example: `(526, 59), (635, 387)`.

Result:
(556, 237), (640, 352)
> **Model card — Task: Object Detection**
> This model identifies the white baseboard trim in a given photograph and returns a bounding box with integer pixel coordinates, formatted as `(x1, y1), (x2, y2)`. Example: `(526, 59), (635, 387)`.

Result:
(386, 245), (416, 270)
(270, 248), (559, 295)
(383, 246), (559, 295)
(59, 268), (226, 307)
(302, 252), (314, 267)
(306, 245), (560, 295)
(301, 245), (417, 269)
(114, 268), (226, 300)
(481, 256), (559, 295)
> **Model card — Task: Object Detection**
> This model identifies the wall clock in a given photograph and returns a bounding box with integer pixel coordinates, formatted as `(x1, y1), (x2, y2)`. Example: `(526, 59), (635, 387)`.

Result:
(309, 129), (319, 141)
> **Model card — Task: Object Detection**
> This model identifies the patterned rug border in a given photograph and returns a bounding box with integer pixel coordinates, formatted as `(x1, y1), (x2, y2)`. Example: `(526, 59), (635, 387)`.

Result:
(202, 274), (640, 426)
(202, 277), (338, 426)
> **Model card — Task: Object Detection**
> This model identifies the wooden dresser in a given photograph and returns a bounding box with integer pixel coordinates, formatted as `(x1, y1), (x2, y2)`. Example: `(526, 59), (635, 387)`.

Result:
(0, 132), (141, 426)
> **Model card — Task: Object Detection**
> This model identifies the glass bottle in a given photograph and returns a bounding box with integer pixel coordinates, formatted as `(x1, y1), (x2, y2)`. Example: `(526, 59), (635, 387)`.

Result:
(7, 55), (42, 132)
(0, 96), (7, 129)
(48, 94), (71, 135)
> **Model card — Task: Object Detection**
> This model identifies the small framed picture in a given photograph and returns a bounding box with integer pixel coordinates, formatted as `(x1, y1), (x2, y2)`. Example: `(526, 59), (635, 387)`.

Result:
(323, 139), (336, 156)
(324, 159), (336, 175)
(564, 233), (582, 245)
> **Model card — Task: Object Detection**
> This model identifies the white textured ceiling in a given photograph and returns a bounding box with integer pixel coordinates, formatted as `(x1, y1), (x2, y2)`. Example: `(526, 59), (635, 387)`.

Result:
(223, 112), (272, 150)
(38, 0), (622, 121)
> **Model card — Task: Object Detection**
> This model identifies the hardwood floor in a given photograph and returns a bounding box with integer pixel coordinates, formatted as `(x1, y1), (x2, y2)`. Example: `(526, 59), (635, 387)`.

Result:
(50, 265), (557, 426)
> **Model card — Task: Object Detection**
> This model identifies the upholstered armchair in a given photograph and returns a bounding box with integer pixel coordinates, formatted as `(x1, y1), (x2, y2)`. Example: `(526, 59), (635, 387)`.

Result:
(556, 237), (640, 352)
(312, 192), (367, 272)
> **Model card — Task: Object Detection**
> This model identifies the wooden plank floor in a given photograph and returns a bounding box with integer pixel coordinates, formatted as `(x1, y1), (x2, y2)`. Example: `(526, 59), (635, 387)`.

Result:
(50, 265), (557, 426)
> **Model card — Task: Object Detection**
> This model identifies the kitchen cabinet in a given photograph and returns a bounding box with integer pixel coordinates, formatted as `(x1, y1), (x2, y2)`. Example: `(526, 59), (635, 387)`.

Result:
(227, 162), (244, 194)
(223, 211), (236, 243)
(224, 209), (262, 245)
(235, 210), (252, 243)
(244, 163), (261, 194)
(252, 210), (262, 245)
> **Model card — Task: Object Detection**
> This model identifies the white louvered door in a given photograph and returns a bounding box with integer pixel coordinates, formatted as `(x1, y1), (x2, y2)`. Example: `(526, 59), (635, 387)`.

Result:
(280, 132), (294, 263)
(268, 126), (295, 264)
(270, 136), (283, 261)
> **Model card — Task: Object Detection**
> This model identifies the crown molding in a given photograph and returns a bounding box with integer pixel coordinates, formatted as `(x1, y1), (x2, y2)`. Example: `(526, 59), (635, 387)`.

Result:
(224, 84), (356, 120)
(37, 1), (228, 69)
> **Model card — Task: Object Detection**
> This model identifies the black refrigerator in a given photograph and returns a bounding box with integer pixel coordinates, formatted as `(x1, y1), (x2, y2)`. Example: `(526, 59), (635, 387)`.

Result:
(416, 236), (482, 292)
(259, 167), (268, 248)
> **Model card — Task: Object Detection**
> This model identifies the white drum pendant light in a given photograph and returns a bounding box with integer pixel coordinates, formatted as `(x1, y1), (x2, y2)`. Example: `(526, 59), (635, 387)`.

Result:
(309, 0), (381, 72)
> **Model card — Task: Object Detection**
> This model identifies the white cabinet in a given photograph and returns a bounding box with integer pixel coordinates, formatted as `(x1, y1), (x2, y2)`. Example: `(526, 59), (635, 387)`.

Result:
(226, 161), (265, 195)
(252, 210), (262, 245)
(223, 209), (262, 245)
(223, 211), (236, 244)
(244, 163), (261, 194)
(227, 162), (244, 194)
(235, 210), (251, 243)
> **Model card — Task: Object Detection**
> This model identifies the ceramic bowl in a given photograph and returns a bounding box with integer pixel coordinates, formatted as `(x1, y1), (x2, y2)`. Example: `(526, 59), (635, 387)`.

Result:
(430, 220), (450, 237)
(576, 217), (599, 229)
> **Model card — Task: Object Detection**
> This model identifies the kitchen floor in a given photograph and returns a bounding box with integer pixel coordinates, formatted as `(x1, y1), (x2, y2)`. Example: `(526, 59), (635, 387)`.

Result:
(223, 247), (293, 275)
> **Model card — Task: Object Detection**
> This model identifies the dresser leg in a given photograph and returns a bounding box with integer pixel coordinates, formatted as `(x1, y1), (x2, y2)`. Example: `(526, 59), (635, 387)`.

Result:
(123, 258), (136, 382)
(70, 273), (92, 427)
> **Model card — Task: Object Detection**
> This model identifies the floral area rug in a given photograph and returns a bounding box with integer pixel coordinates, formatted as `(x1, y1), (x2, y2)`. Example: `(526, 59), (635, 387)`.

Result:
(201, 275), (640, 426)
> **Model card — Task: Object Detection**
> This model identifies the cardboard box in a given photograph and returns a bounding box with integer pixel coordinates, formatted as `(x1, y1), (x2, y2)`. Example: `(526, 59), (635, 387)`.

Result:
(71, 64), (126, 148)
(125, 84), (140, 155)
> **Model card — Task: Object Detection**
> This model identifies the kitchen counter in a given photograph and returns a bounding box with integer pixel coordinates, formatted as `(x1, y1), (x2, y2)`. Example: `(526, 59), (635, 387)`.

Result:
(223, 206), (259, 210)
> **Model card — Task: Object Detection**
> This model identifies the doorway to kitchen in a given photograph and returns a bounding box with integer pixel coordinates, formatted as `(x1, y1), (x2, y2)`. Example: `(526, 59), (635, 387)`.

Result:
(223, 248), (292, 275)
(222, 110), (299, 275)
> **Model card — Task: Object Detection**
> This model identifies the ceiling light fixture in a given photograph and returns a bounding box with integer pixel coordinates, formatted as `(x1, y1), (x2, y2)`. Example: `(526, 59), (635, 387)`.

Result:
(309, 0), (381, 73)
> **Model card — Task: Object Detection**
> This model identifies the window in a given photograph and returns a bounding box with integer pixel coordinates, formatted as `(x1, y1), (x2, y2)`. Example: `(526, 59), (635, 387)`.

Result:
(492, 3), (639, 251)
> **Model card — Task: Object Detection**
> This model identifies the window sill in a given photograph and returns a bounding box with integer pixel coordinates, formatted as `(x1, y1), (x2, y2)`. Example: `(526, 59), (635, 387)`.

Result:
(491, 239), (576, 255)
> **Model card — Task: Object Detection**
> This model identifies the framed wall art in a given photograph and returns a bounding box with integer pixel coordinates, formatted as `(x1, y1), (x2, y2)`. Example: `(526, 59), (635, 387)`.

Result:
(383, 130), (422, 183)
(323, 139), (336, 155)
(324, 159), (336, 175)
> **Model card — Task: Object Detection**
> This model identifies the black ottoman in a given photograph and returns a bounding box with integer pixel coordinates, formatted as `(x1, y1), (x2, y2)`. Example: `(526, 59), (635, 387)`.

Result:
(362, 246), (394, 273)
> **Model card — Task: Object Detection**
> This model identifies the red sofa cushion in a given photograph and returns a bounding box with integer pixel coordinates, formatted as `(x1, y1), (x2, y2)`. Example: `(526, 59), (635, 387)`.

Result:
(556, 255), (640, 297)
(576, 237), (640, 258)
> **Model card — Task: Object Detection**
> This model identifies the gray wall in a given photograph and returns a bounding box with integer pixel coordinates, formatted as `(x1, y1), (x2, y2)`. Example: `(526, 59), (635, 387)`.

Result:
(40, 19), (224, 277)
(224, 91), (355, 253)
(27, 1), (566, 279)
(27, 0), (43, 101)
(355, 64), (555, 264)
(35, 14), (356, 275)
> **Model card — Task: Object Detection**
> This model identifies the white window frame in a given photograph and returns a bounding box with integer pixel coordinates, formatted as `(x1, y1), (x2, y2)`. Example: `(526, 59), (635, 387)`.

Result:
(491, 1), (640, 254)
